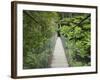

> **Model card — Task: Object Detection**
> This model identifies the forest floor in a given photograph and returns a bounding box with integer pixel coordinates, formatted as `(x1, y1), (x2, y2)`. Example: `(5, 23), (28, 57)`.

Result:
(50, 37), (69, 68)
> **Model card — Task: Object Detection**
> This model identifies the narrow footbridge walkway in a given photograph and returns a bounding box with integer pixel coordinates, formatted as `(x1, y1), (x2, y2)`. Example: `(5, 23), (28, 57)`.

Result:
(50, 37), (69, 68)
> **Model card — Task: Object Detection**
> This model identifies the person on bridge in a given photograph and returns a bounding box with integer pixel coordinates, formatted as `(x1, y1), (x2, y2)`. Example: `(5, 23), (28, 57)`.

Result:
(57, 27), (60, 37)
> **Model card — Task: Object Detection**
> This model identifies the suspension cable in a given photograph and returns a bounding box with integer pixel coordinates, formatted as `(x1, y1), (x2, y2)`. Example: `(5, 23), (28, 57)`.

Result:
(23, 11), (44, 28)
(74, 14), (91, 27)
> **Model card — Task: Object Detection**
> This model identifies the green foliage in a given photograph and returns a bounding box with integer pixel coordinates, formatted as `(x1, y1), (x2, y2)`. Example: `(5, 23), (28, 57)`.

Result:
(23, 10), (59, 69)
(60, 14), (91, 66)
(23, 11), (91, 68)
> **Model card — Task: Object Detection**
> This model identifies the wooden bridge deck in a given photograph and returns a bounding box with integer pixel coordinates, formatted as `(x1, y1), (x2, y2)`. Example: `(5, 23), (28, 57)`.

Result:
(50, 37), (69, 68)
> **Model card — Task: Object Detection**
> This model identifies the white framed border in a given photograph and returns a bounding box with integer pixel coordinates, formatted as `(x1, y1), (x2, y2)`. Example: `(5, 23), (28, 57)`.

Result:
(11, 1), (97, 78)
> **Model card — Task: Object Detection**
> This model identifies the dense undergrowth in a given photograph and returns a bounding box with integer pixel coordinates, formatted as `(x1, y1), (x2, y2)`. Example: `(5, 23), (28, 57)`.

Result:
(23, 11), (59, 69)
(60, 14), (91, 66)
(23, 11), (91, 68)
